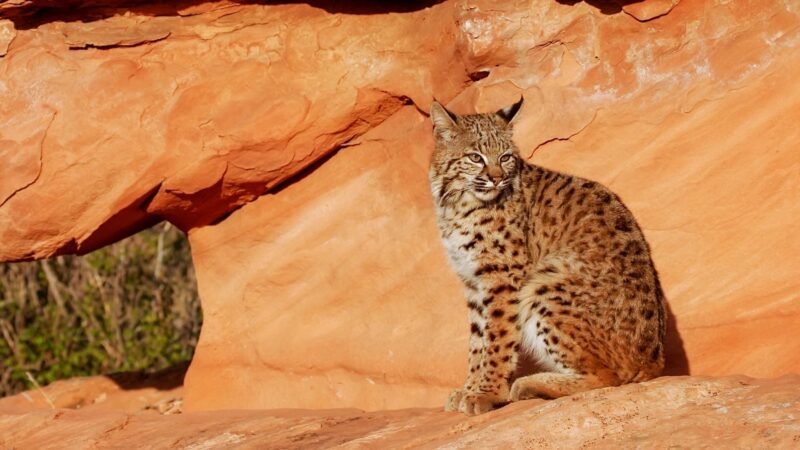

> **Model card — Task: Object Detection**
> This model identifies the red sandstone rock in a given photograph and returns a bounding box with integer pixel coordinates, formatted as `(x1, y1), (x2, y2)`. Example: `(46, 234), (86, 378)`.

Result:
(1, 0), (799, 420)
(187, 0), (800, 410)
(0, 0), (465, 259)
(0, 19), (12, 55)
(621, 0), (680, 22)
(0, 366), (185, 414)
(186, 107), (463, 410)
(1, 375), (799, 448)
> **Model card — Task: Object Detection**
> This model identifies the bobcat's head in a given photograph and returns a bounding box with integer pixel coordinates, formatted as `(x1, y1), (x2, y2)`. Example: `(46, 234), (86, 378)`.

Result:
(429, 98), (524, 205)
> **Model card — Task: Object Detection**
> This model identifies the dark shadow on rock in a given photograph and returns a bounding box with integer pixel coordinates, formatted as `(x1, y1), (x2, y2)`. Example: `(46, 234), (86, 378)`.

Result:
(108, 361), (188, 391)
(3, 0), (447, 30)
(662, 300), (690, 375)
(238, 0), (447, 14)
(556, 0), (646, 15)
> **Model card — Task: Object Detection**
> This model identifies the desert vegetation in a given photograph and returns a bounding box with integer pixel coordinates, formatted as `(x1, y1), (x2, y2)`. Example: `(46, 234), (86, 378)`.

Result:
(0, 224), (200, 397)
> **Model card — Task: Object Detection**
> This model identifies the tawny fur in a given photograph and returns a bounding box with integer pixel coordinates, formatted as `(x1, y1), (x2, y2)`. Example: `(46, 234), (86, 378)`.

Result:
(429, 99), (666, 416)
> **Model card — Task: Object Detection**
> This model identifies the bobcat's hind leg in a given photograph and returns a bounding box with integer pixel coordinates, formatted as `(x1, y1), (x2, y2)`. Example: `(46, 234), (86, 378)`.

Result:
(508, 372), (617, 401)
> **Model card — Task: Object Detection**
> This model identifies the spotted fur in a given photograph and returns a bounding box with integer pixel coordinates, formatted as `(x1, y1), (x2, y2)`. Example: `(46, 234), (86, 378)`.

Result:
(429, 98), (666, 415)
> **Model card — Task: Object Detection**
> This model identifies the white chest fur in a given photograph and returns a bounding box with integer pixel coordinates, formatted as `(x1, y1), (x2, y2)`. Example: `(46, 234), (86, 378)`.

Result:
(441, 230), (478, 281)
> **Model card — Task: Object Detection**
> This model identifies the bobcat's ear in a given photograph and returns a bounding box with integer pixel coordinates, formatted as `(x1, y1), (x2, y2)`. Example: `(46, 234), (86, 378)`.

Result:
(430, 100), (459, 142)
(495, 96), (524, 125)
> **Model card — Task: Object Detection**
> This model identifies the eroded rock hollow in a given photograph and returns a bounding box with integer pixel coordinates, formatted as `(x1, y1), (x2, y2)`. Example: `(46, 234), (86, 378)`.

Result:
(1, 0), (799, 413)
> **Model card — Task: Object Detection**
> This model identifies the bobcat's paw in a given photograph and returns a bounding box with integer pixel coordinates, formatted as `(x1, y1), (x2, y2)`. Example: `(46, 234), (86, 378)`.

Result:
(458, 392), (506, 416)
(445, 388), (468, 412)
(509, 378), (538, 401)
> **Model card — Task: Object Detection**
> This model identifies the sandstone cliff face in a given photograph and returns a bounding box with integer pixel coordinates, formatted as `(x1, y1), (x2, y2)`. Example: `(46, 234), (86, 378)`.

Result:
(1, 0), (799, 419)
(0, 0), (465, 257)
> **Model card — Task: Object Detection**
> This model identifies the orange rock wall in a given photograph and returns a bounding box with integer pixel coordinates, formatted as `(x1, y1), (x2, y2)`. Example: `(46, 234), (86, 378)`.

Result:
(0, 0), (465, 258)
(1, 0), (799, 411)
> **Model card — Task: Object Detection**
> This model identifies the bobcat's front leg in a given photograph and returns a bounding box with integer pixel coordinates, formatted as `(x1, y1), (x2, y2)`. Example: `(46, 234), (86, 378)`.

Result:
(457, 273), (522, 415)
(445, 289), (486, 412)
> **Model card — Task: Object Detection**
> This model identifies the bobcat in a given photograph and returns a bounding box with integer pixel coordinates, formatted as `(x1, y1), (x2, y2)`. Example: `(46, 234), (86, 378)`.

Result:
(429, 98), (666, 415)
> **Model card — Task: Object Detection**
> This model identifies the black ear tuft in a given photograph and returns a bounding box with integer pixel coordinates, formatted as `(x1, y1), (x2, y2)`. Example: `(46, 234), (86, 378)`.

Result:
(495, 96), (524, 124)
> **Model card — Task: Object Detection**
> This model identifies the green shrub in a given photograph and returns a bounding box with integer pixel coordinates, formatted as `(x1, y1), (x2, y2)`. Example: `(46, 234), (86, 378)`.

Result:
(0, 223), (201, 396)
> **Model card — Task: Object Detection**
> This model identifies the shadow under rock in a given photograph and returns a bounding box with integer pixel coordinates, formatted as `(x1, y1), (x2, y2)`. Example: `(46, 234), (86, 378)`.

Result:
(108, 361), (188, 391)
(556, 0), (647, 15)
(238, 0), (447, 14)
(3, 0), (447, 30)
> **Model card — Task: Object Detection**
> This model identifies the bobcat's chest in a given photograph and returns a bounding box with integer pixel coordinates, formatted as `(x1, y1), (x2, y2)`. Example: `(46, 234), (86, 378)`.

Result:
(441, 229), (479, 282)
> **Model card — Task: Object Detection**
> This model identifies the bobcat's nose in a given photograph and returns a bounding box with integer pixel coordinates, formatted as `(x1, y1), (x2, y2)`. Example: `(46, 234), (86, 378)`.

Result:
(487, 167), (504, 186)
(488, 174), (503, 185)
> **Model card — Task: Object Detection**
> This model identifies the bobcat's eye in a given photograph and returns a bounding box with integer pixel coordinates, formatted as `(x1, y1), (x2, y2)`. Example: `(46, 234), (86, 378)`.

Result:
(467, 153), (483, 164)
(499, 154), (513, 163)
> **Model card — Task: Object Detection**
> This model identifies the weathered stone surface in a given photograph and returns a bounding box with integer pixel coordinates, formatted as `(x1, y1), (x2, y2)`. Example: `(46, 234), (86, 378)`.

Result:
(1, 0), (799, 422)
(0, 0), (464, 259)
(186, 107), (463, 410)
(0, 365), (185, 414)
(0, 18), (13, 55)
(621, 0), (680, 22)
(186, 0), (800, 410)
(2, 375), (799, 448)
